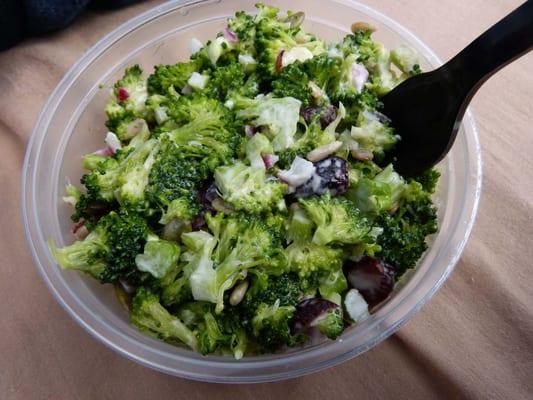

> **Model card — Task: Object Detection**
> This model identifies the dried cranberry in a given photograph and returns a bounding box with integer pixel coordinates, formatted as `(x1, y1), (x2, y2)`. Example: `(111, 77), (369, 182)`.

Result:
(84, 200), (112, 223)
(244, 125), (257, 136)
(300, 105), (337, 128)
(191, 214), (207, 230)
(117, 87), (129, 102)
(300, 106), (322, 124)
(294, 157), (348, 198)
(319, 105), (337, 127)
(291, 298), (338, 333)
(261, 154), (279, 169)
(344, 257), (395, 307)
(197, 182), (220, 213)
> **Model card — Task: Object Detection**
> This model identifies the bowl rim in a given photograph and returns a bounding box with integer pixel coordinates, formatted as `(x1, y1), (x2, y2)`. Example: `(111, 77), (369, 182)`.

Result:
(21, 0), (482, 383)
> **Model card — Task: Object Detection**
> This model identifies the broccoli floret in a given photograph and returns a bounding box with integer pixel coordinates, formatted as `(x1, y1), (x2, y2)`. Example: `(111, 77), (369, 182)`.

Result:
(241, 272), (302, 313)
(214, 161), (286, 213)
(80, 138), (159, 208)
(165, 97), (241, 169)
(145, 138), (209, 223)
(327, 54), (364, 103)
(147, 61), (199, 95)
(271, 55), (345, 106)
(285, 242), (343, 278)
(228, 10), (257, 50)
(236, 272), (303, 351)
(233, 94), (301, 151)
(175, 302), (247, 358)
(286, 241), (347, 303)
(105, 65), (149, 132)
(98, 211), (150, 283)
(305, 54), (340, 90)
(50, 210), (149, 284)
(49, 230), (107, 279)
(131, 288), (198, 350)
(341, 30), (377, 63)
(82, 153), (118, 172)
(298, 194), (376, 246)
(376, 185), (438, 276)
(187, 213), (287, 313)
(410, 168), (440, 194)
(285, 216), (347, 303)
(251, 300), (296, 351)
(313, 304), (344, 339)
(340, 30), (413, 96)
(253, 5), (325, 77)
(204, 63), (258, 100)
(271, 61), (311, 105)
(198, 311), (247, 358)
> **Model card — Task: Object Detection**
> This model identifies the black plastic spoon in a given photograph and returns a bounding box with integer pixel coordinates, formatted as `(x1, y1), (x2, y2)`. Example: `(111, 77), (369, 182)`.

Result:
(381, 0), (533, 177)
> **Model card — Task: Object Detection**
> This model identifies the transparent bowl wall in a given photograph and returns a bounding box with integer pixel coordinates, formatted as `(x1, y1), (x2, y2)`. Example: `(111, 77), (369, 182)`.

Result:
(22, 0), (482, 383)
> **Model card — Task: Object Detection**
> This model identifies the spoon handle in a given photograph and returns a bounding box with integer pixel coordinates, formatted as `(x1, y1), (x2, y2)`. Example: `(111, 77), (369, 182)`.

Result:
(447, 0), (533, 98)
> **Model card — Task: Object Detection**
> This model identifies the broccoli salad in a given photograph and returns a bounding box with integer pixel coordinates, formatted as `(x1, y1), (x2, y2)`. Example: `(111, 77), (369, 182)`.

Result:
(50, 4), (439, 358)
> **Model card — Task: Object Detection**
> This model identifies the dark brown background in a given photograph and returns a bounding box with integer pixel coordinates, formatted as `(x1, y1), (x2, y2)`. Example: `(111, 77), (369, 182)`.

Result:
(1, 1), (532, 399)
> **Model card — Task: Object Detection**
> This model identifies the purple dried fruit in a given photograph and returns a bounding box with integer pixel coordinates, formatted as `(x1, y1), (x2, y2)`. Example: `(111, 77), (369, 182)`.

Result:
(294, 157), (348, 198)
(197, 182), (220, 213)
(300, 105), (337, 128)
(291, 297), (337, 332)
(191, 214), (207, 230)
(344, 256), (395, 307)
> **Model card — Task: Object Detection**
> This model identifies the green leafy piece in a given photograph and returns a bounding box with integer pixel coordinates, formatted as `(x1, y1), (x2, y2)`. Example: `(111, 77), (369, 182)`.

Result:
(233, 94), (301, 151)
(340, 110), (398, 161)
(135, 236), (181, 279)
(214, 161), (286, 213)
(245, 133), (273, 169)
(346, 164), (405, 214)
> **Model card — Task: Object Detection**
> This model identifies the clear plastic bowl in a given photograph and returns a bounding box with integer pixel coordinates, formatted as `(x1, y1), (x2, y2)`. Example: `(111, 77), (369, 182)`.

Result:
(22, 0), (482, 383)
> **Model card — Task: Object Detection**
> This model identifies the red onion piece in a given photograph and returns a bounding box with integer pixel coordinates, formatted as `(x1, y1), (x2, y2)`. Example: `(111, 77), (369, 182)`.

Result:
(223, 27), (239, 43)
(261, 154), (279, 169)
(117, 87), (129, 102)
(344, 256), (395, 307)
(92, 146), (115, 157)
(244, 125), (257, 137)
(72, 220), (89, 240)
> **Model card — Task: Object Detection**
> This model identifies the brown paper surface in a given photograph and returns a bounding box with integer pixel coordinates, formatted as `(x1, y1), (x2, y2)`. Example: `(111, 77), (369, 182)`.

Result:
(1, 1), (532, 399)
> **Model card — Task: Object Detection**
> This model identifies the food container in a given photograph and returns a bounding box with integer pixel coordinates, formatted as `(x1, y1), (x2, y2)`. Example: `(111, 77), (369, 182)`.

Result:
(22, 0), (482, 383)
